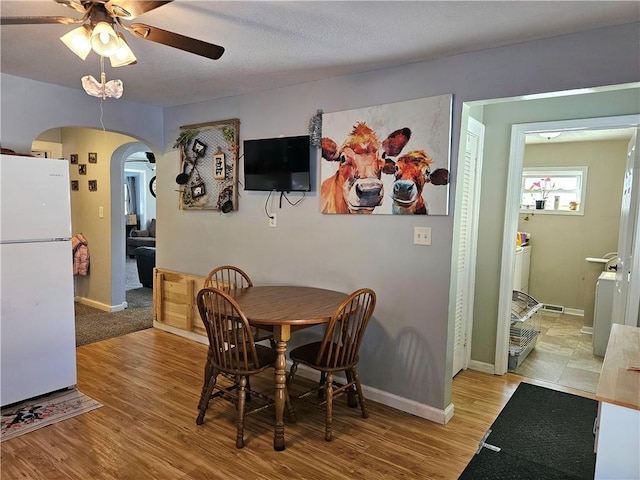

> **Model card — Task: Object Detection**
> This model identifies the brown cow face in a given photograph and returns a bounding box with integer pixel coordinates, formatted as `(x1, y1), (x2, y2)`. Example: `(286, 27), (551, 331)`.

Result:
(338, 146), (385, 211)
(322, 123), (412, 214)
(389, 151), (434, 207)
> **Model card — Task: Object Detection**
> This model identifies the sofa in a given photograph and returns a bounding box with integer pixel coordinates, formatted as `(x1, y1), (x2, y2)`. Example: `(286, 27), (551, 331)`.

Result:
(127, 218), (156, 258)
(134, 246), (156, 288)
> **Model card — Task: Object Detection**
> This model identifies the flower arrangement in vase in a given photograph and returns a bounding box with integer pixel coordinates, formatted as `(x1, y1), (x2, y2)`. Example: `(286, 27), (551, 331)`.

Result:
(529, 177), (555, 209)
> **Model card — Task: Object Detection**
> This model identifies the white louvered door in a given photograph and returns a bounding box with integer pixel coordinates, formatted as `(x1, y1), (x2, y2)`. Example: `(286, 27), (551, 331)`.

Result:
(452, 117), (484, 376)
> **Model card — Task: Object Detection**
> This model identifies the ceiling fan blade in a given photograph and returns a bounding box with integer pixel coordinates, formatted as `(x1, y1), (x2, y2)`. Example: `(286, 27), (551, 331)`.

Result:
(104, 1), (172, 20)
(0, 16), (83, 26)
(54, 0), (90, 14)
(129, 23), (225, 60)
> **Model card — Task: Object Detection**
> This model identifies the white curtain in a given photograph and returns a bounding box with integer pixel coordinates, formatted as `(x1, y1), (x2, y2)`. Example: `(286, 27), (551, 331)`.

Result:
(125, 176), (138, 216)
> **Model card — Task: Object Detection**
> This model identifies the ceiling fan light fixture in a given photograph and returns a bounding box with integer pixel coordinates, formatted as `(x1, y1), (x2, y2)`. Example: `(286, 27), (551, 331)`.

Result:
(109, 33), (137, 67)
(539, 132), (563, 140)
(60, 25), (92, 60)
(90, 21), (119, 57)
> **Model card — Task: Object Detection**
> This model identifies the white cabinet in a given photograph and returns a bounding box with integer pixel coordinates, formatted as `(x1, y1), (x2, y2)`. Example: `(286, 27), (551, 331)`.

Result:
(594, 324), (640, 480)
(595, 401), (640, 479)
(514, 246), (532, 293)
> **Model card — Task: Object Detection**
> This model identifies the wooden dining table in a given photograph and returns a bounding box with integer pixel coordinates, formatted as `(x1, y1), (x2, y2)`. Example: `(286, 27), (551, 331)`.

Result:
(228, 285), (347, 451)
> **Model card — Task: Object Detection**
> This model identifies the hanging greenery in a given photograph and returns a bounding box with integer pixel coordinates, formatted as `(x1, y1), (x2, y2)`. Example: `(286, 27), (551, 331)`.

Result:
(173, 128), (200, 151)
(308, 109), (323, 148)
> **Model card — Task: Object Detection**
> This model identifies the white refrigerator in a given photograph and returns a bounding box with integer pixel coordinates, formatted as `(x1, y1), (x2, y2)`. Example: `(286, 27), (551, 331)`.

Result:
(1, 154), (77, 407)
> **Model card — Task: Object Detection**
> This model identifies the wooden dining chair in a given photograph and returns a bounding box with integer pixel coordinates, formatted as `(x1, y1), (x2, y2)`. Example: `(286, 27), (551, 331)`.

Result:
(286, 288), (376, 441)
(204, 265), (275, 345)
(203, 265), (253, 291)
(196, 287), (293, 448)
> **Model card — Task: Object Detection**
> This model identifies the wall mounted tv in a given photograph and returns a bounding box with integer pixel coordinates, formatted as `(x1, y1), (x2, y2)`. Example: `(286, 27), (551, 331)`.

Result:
(243, 135), (311, 192)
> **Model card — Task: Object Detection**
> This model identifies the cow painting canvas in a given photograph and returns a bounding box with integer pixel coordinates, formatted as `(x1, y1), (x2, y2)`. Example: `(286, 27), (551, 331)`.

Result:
(320, 95), (452, 215)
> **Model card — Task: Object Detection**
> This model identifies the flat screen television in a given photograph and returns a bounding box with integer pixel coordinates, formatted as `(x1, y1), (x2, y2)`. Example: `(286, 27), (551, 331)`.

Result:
(243, 135), (311, 192)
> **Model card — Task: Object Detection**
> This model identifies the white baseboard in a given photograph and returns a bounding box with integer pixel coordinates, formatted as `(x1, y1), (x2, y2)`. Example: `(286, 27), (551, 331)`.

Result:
(365, 384), (452, 424)
(153, 322), (208, 345)
(74, 296), (124, 312)
(467, 360), (495, 374)
(540, 305), (584, 317)
(291, 364), (452, 425)
(153, 325), (451, 424)
(580, 326), (593, 335)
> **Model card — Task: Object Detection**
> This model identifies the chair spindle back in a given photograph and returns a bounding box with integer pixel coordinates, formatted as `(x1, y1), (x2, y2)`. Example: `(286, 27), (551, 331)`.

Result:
(315, 288), (376, 369)
(197, 287), (259, 374)
(204, 265), (253, 292)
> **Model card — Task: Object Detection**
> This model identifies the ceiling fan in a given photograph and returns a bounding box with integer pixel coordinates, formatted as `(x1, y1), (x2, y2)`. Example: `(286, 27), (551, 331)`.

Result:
(0, 0), (225, 67)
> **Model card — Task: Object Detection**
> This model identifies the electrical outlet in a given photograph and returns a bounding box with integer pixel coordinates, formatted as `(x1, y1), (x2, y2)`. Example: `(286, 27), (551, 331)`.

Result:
(413, 226), (431, 245)
(98, 206), (104, 218)
(269, 214), (277, 227)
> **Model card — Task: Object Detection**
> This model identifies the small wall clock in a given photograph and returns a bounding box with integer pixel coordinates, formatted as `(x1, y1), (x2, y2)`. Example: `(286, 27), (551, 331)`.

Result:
(149, 176), (157, 197)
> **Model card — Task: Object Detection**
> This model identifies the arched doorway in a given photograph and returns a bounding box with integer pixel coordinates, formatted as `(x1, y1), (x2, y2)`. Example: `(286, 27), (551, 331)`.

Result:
(111, 142), (155, 309)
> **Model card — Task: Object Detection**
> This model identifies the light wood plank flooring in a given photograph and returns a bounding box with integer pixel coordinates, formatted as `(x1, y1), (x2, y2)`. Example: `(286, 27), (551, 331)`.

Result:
(1, 328), (594, 480)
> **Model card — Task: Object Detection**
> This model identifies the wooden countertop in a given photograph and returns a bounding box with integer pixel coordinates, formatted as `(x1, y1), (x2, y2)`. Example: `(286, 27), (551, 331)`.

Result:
(596, 324), (640, 410)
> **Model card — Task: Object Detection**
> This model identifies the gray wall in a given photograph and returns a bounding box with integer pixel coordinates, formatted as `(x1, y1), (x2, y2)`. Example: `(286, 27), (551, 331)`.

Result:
(0, 74), (163, 154)
(2, 22), (639, 414)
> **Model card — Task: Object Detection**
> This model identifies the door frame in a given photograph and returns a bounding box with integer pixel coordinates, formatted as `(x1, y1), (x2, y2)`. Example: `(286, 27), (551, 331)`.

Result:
(495, 114), (640, 374)
(110, 142), (150, 311)
(614, 131), (640, 327)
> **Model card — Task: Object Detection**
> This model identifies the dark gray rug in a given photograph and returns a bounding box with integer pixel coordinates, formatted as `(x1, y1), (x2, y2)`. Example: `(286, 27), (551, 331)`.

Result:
(459, 383), (597, 480)
(75, 288), (153, 346)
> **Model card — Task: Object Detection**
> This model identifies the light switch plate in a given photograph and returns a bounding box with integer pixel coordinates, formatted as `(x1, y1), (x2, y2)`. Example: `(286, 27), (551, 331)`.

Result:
(413, 226), (431, 245)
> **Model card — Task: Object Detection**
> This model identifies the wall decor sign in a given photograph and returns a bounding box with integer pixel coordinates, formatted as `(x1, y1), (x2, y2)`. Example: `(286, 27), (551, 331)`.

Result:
(320, 94), (452, 215)
(78, 164), (87, 175)
(71, 180), (79, 191)
(88, 152), (98, 163)
(88, 180), (97, 191)
(213, 149), (226, 180)
(70, 154), (78, 164)
(174, 118), (239, 211)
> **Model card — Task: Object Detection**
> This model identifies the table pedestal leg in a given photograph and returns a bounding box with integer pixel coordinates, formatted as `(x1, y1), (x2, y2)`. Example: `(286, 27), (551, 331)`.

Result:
(273, 326), (290, 451)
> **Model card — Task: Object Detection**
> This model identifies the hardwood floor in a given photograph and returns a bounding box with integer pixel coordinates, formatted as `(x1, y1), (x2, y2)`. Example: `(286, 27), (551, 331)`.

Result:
(0, 329), (594, 480)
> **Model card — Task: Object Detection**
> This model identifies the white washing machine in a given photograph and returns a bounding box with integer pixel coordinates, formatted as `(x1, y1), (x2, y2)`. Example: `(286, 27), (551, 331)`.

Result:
(593, 271), (616, 357)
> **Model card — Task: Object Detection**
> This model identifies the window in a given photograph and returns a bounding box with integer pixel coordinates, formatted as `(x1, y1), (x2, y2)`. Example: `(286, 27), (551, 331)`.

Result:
(520, 167), (587, 215)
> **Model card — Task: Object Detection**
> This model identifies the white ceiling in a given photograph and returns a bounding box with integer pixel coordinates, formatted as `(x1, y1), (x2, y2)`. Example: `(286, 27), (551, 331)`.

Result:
(1, 1), (639, 108)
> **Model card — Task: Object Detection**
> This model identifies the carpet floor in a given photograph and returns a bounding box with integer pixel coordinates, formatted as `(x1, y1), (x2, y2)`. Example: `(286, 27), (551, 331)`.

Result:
(459, 382), (597, 480)
(75, 287), (153, 346)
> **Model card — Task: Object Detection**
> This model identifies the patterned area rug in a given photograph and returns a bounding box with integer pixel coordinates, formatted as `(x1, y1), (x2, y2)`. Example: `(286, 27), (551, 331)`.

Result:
(1, 389), (102, 442)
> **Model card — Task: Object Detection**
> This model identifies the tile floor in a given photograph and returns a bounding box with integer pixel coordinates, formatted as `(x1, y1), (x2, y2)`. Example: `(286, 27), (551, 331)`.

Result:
(512, 311), (604, 394)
